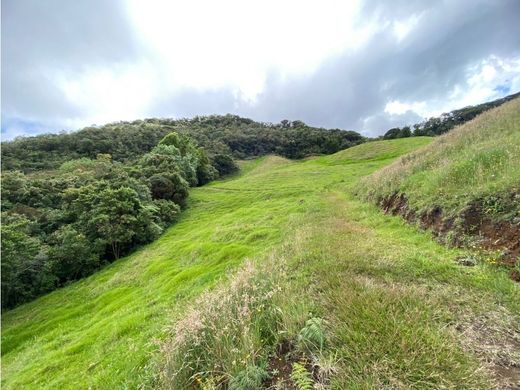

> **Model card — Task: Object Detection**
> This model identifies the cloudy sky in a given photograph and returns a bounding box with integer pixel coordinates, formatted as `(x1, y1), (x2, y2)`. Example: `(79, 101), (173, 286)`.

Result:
(2, 0), (520, 139)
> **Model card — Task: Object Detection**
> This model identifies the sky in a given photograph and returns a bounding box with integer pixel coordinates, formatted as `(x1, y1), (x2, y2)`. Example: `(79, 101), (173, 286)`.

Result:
(2, 0), (520, 140)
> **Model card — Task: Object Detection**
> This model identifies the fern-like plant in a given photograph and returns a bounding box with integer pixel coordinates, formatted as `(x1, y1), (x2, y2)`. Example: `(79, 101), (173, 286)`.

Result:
(290, 362), (313, 390)
(298, 317), (326, 351)
(228, 364), (270, 390)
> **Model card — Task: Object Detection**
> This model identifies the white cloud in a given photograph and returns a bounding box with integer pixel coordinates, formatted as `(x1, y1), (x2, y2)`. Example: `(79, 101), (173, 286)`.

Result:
(392, 13), (421, 42)
(383, 55), (520, 123)
(55, 61), (158, 127)
(384, 100), (427, 116)
(125, 0), (376, 102)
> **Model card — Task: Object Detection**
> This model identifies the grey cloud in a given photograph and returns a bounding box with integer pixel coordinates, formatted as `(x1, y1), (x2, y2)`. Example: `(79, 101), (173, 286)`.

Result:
(143, 0), (520, 136)
(1, 0), (139, 123)
(239, 0), (520, 134)
(2, 0), (520, 138)
(240, 1), (520, 133)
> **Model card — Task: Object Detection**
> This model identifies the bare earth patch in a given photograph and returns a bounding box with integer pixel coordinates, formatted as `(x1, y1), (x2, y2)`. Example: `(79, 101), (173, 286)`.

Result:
(380, 192), (520, 281)
(453, 308), (520, 389)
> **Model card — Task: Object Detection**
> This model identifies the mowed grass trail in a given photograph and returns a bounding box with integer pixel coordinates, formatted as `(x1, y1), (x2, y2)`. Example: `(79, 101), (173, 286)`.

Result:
(1, 138), (429, 388)
(1, 156), (312, 389)
(3, 136), (518, 389)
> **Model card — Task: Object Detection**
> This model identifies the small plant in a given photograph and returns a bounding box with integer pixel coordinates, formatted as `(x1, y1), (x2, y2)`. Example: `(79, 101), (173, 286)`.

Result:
(290, 362), (313, 390)
(298, 317), (326, 351)
(228, 363), (270, 390)
(313, 352), (339, 386)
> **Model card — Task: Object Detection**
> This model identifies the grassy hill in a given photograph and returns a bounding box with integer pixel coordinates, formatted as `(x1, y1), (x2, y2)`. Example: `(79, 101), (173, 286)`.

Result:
(357, 98), (520, 277)
(2, 137), (519, 389)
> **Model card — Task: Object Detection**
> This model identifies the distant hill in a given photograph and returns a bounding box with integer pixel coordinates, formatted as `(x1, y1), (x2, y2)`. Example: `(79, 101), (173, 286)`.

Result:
(1, 115), (365, 172)
(382, 91), (520, 139)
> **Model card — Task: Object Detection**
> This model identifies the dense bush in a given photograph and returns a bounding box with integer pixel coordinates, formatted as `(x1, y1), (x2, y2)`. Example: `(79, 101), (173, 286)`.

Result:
(1, 132), (215, 309)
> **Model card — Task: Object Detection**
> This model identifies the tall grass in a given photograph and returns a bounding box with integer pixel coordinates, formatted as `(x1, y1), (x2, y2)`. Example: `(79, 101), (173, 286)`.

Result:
(160, 259), (292, 388)
(357, 98), (520, 219)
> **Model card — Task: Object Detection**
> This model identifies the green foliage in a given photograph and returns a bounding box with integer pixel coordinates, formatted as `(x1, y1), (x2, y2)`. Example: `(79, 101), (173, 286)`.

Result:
(1, 115), (364, 173)
(1, 213), (54, 309)
(381, 91), (519, 139)
(47, 225), (102, 282)
(66, 184), (158, 259)
(196, 148), (218, 185)
(158, 132), (182, 148)
(151, 199), (181, 228)
(0, 132), (206, 309)
(290, 362), (313, 390)
(212, 154), (238, 176)
(298, 317), (326, 351)
(228, 363), (270, 390)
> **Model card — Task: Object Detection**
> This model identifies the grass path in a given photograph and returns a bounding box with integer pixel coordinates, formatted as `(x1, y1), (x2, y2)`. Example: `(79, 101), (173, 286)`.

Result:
(298, 190), (519, 388)
(3, 137), (518, 389)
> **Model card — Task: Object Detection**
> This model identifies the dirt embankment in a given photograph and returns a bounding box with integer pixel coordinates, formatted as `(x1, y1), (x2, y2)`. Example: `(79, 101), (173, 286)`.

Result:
(380, 193), (520, 281)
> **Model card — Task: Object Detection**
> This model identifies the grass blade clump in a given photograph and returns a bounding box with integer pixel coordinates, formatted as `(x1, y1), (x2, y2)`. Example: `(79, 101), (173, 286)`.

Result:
(160, 260), (286, 388)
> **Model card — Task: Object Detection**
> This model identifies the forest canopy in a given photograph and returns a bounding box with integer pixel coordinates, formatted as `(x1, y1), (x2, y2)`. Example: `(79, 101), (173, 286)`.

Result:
(382, 91), (520, 139)
(1, 115), (365, 172)
(1, 132), (221, 309)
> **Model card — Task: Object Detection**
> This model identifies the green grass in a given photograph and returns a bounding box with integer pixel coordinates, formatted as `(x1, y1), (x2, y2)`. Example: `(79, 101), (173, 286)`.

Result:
(2, 135), (518, 389)
(357, 98), (520, 219)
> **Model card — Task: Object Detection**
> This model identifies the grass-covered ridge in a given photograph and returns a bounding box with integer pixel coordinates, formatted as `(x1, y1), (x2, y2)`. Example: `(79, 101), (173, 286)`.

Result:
(2, 136), (519, 389)
(357, 98), (520, 220)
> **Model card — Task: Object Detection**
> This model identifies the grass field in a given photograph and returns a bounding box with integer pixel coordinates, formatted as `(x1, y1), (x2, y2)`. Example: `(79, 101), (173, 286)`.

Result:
(2, 136), (519, 389)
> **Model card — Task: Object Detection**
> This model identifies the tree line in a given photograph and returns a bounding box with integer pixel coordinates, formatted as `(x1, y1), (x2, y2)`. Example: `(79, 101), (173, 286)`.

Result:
(382, 91), (520, 140)
(1, 115), (365, 172)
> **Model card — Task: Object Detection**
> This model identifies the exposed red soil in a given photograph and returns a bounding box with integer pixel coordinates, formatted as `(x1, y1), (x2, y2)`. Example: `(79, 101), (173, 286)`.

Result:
(380, 193), (520, 281)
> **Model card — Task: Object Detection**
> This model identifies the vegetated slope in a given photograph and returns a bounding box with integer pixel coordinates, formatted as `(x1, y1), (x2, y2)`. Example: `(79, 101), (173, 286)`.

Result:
(1, 115), (364, 172)
(0, 137), (429, 388)
(3, 137), (518, 389)
(382, 90), (520, 138)
(1, 132), (225, 310)
(358, 98), (520, 277)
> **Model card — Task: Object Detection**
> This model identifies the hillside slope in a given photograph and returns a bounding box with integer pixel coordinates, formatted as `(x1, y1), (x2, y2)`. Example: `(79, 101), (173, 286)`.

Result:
(358, 98), (520, 275)
(2, 137), (519, 389)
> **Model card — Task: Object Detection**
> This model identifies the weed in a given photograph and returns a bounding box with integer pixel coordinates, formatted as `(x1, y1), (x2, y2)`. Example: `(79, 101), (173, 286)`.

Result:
(228, 363), (270, 390)
(298, 317), (327, 352)
(290, 362), (314, 390)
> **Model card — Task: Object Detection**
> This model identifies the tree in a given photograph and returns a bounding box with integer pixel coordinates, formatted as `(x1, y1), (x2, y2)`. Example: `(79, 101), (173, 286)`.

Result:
(47, 225), (102, 282)
(399, 126), (412, 138)
(1, 213), (54, 309)
(148, 173), (190, 206)
(152, 199), (181, 228)
(196, 148), (217, 185)
(212, 154), (238, 176)
(66, 183), (155, 259)
(383, 128), (402, 140)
